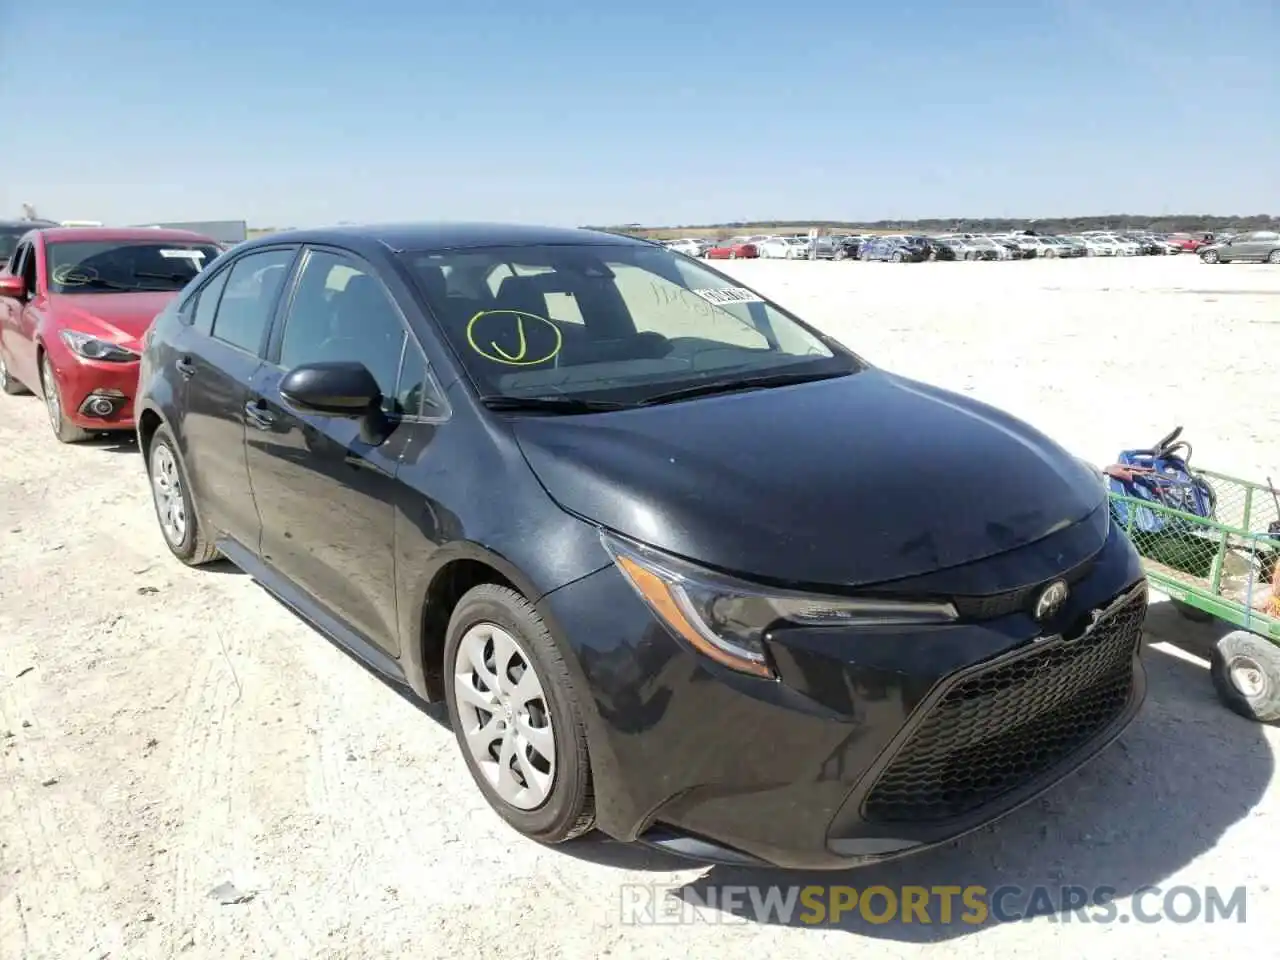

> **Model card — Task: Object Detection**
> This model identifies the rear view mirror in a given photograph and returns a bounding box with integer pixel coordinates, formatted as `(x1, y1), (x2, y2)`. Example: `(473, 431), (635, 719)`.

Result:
(279, 361), (381, 417)
(0, 275), (25, 299)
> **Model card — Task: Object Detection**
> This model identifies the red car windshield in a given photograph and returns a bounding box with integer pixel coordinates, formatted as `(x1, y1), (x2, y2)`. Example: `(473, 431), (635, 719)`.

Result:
(46, 241), (220, 295)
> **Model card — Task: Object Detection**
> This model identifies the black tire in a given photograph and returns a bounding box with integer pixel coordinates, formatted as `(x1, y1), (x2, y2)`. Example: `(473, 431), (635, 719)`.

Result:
(145, 424), (221, 566)
(1268, 250), (1280, 265)
(444, 583), (595, 843)
(1200, 250), (1219, 264)
(891, 251), (904, 263)
(0, 350), (29, 395)
(1171, 599), (1213, 622)
(1211, 631), (1280, 723)
(40, 353), (91, 443)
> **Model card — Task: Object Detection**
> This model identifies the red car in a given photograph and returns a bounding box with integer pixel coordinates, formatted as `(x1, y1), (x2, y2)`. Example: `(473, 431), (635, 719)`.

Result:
(704, 239), (759, 260)
(1166, 233), (1210, 252)
(0, 227), (221, 442)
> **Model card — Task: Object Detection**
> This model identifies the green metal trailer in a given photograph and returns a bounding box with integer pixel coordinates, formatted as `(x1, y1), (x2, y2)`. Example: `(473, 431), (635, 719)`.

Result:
(1108, 468), (1280, 723)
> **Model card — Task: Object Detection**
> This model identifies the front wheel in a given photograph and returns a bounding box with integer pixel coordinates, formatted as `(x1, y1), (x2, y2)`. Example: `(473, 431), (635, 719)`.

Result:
(891, 251), (904, 263)
(445, 584), (595, 842)
(1267, 250), (1280, 264)
(728, 251), (737, 260)
(1211, 630), (1280, 723)
(1201, 250), (1220, 264)
(147, 425), (221, 565)
(41, 354), (91, 443)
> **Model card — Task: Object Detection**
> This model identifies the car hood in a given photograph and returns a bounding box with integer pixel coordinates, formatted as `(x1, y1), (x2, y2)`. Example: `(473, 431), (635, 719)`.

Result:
(512, 369), (1106, 588)
(48, 291), (178, 347)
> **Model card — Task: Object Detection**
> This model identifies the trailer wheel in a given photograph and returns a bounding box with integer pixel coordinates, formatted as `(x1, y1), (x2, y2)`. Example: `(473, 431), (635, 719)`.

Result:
(1171, 599), (1213, 622)
(1210, 630), (1280, 723)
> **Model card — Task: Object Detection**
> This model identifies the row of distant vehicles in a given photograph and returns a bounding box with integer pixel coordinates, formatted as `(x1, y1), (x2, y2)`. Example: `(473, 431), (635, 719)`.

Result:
(661, 229), (1280, 265)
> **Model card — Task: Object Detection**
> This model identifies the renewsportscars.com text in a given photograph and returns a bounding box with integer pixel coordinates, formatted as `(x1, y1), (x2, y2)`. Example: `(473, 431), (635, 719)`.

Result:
(619, 883), (1248, 926)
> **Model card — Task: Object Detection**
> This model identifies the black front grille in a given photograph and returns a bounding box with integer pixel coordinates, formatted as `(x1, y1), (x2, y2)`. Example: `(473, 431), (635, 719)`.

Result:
(862, 585), (1147, 823)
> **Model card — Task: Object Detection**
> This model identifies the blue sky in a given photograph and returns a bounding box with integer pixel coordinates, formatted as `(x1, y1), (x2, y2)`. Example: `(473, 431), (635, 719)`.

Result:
(1, 0), (1275, 227)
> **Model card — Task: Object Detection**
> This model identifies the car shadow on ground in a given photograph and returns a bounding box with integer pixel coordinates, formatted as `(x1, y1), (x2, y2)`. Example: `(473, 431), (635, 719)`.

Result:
(81, 432), (140, 453)
(562, 597), (1275, 940)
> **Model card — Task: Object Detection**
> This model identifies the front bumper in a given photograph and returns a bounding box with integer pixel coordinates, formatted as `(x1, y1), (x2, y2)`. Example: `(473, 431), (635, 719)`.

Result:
(49, 353), (139, 429)
(543, 521), (1147, 870)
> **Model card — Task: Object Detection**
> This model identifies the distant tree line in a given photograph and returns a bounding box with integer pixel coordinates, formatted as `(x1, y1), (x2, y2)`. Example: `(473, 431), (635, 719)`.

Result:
(587, 214), (1279, 239)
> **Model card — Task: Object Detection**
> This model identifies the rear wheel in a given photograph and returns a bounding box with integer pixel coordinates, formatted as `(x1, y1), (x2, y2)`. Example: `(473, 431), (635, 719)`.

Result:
(41, 354), (91, 443)
(1211, 631), (1280, 723)
(444, 584), (595, 843)
(1201, 250), (1220, 264)
(891, 251), (904, 263)
(0, 351), (29, 395)
(1267, 250), (1280, 264)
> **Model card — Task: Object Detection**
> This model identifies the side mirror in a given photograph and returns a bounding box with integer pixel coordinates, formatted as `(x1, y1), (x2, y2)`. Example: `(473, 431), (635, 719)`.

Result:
(279, 361), (381, 417)
(0, 275), (25, 299)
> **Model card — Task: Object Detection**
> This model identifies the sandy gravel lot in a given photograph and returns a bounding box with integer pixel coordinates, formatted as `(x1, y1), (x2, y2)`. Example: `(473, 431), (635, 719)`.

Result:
(2, 255), (1278, 958)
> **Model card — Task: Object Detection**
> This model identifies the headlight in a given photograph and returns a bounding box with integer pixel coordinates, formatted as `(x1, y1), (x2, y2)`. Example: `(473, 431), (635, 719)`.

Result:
(601, 533), (958, 679)
(59, 330), (138, 362)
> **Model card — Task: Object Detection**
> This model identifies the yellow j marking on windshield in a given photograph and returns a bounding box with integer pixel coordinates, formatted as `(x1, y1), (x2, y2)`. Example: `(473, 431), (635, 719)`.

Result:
(466, 310), (562, 366)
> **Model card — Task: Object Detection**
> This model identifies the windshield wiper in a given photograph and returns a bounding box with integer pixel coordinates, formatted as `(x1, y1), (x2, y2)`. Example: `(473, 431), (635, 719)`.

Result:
(61, 276), (135, 291)
(638, 370), (850, 406)
(478, 395), (631, 414)
(134, 271), (194, 283)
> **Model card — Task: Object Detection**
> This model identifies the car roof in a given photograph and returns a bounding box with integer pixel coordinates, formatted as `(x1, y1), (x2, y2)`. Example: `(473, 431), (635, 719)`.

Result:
(0, 219), (58, 229)
(35, 226), (218, 243)
(243, 222), (645, 254)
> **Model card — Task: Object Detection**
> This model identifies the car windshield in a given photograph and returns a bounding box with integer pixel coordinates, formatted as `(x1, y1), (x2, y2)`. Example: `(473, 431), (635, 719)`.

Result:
(398, 242), (862, 405)
(46, 240), (220, 294)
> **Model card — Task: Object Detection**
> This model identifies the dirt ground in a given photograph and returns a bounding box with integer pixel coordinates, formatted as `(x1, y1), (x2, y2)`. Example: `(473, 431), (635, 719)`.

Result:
(2, 255), (1278, 958)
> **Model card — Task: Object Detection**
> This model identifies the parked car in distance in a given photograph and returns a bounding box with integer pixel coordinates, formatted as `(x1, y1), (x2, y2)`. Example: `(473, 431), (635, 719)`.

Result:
(1, 218), (59, 262)
(994, 238), (1036, 260)
(1166, 233), (1208, 252)
(967, 237), (1015, 260)
(1199, 230), (1280, 264)
(756, 237), (807, 259)
(936, 237), (997, 261)
(704, 238), (759, 259)
(135, 221), (1148, 870)
(1076, 235), (1117, 257)
(0, 226), (221, 441)
(1048, 236), (1089, 258)
(662, 238), (705, 257)
(858, 236), (929, 262)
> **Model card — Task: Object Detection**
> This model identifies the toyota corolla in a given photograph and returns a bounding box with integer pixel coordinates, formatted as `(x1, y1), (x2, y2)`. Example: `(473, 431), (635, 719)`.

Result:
(134, 223), (1148, 869)
(0, 226), (221, 442)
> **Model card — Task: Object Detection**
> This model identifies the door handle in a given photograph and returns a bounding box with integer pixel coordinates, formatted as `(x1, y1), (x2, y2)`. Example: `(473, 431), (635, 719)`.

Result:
(244, 398), (275, 430)
(175, 357), (196, 379)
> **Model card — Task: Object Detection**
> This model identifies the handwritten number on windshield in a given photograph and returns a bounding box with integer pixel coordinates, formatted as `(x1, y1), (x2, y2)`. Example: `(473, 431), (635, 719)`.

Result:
(466, 310), (562, 366)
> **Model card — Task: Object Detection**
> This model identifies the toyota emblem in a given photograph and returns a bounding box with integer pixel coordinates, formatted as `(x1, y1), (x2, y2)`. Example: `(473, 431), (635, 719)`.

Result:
(1033, 580), (1069, 621)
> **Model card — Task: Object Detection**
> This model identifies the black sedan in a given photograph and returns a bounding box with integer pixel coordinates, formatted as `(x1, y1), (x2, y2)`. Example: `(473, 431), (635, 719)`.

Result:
(135, 223), (1148, 870)
(858, 237), (931, 262)
(0, 218), (59, 262)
